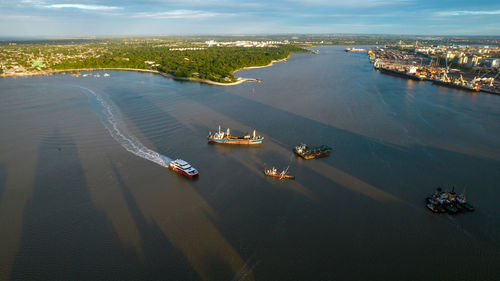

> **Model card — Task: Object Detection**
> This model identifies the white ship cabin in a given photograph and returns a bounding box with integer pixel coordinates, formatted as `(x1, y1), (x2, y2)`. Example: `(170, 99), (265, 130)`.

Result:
(170, 159), (198, 174)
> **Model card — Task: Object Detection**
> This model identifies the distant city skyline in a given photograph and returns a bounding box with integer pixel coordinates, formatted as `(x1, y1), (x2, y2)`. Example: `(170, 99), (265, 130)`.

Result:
(1, 0), (499, 36)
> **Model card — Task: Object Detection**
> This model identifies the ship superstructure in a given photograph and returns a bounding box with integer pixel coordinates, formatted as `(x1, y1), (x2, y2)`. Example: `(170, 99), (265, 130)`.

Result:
(167, 159), (199, 178)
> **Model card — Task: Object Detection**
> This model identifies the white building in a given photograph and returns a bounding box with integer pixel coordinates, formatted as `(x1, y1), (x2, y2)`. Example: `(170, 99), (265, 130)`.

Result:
(491, 59), (500, 68)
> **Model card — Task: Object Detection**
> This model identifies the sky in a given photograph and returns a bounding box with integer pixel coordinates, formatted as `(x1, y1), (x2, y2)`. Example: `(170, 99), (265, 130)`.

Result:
(0, 0), (499, 36)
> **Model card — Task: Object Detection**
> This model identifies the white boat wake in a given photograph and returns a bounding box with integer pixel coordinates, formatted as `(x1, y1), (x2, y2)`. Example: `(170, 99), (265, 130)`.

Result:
(79, 86), (171, 166)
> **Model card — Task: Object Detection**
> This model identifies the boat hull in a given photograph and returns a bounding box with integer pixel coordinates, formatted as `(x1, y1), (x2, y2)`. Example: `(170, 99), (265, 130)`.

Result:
(432, 80), (479, 92)
(264, 173), (295, 179)
(208, 138), (263, 145)
(379, 68), (425, 81)
(480, 87), (500, 95)
(294, 149), (331, 160)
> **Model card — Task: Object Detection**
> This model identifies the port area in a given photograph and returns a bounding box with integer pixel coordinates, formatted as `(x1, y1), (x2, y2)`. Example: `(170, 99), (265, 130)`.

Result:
(363, 47), (500, 94)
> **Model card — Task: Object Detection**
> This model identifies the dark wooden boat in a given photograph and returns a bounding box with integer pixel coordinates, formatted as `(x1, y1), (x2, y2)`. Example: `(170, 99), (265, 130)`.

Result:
(294, 143), (331, 159)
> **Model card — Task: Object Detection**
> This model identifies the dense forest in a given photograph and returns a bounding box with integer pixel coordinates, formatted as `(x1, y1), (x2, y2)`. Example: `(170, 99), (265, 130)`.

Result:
(51, 44), (307, 82)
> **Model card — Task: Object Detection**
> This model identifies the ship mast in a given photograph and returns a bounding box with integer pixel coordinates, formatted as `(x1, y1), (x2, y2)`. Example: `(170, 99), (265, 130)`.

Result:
(445, 52), (450, 74)
(492, 71), (500, 87)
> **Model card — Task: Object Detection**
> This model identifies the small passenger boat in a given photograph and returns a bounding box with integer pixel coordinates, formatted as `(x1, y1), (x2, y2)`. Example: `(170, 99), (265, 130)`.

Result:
(167, 159), (199, 178)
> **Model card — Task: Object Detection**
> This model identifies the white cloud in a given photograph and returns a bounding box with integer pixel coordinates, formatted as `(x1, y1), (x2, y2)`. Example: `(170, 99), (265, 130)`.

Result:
(436, 10), (500, 16)
(0, 13), (45, 20)
(290, 0), (412, 7)
(45, 4), (122, 11)
(132, 9), (232, 19)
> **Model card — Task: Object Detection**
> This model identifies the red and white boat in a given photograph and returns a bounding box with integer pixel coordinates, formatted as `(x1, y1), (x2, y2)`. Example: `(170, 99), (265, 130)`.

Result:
(168, 159), (199, 178)
(264, 165), (295, 180)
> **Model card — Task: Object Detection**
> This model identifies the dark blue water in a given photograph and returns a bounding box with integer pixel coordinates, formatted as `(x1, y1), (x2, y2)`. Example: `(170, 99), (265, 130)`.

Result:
(0, 45), (499, 281)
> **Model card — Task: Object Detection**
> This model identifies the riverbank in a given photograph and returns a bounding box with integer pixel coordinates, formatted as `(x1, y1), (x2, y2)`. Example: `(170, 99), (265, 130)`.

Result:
(233, 55), (291, 74)
(0, 55), (291, 86)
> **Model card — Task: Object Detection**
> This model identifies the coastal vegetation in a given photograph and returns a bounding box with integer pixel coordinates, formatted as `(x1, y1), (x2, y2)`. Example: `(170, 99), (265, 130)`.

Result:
(0, 39), (307, 83)
(55, 45), (305, 82)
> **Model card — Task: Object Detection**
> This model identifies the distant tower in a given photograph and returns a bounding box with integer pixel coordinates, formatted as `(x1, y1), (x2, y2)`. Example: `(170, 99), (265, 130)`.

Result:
(415, 40), (419, 47)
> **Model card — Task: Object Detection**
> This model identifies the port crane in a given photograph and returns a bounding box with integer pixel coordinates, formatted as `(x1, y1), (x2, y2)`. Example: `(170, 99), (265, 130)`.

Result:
(491, 71), (500, 87)
(473, 70), (499, 87)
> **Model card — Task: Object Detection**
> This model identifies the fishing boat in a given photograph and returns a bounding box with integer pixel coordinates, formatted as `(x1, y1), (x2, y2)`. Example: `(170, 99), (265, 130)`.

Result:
(264, 165), (295, 179)
(426, 202), (439, 213)
(294, 143), (331, 159)
(208, 126), (263, 145)
(166, 159), (199, 178)
(456, 193), (475, 211)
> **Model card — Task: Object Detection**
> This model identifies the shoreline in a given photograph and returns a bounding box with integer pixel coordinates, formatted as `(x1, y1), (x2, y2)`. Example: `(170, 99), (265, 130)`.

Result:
(233, 55), (291, 74)
(0, 55), (291, 86)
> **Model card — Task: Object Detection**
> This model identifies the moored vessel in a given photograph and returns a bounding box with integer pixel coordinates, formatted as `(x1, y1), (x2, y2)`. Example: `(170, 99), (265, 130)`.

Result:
(208, 126), (263, 145)
(294, 143), (331, 159)
(166, 159), (199, 178)
(345, 48), (367, 52)
(379, 67), (426, 81)
(425, 187), (474, 214)
(432, 73), (480, 92)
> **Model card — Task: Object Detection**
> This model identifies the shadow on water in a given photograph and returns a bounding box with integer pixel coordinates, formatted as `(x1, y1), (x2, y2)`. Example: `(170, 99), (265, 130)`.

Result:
(10, 129), (147, 281)
(107, 86), (256, 281)
(108, 77), (500, 280)
(10, 123), (242, 280)
(191, 86), (500, 197)
(108, 160), (199, 280)
(172, 83), (500, 280)
(49, 69), (498, 281)
(0, 163), (6, 201)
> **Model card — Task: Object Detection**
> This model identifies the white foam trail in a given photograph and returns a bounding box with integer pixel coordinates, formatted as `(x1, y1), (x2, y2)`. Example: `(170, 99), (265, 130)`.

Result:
(79, 86), (171, 166)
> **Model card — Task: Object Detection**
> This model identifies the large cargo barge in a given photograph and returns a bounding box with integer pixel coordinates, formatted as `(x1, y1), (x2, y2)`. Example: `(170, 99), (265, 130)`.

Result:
(432, 73), (480, 92)
(208, 126), (263, 145)
(379, 67), (426, 81)
(432, 80), (480, 92)
(345, 48), (367, 52)
(480, 86), (500, 95)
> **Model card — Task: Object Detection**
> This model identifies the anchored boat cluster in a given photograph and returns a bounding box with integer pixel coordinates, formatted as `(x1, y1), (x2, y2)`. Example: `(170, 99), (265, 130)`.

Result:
(207, 126), (331, 180)
(426, 187), (474, 214)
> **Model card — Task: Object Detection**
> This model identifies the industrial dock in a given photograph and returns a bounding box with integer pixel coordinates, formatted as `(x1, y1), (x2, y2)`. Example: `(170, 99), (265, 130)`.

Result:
(361, 45), (500, 95)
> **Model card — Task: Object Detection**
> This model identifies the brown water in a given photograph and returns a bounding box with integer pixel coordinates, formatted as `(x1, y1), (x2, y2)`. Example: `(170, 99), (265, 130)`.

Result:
(0, 45), (499, 281)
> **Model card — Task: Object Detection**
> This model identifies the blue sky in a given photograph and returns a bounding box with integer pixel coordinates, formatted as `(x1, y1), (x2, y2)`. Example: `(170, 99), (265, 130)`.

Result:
(0, 0), (499, 36)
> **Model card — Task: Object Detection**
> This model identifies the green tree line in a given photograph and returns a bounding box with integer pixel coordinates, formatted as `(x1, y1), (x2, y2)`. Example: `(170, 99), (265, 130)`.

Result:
(52, 44), (307, 83)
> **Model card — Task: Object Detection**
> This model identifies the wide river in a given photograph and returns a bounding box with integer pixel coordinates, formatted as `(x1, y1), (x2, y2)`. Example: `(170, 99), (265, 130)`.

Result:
(0, 45), (499, 281)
